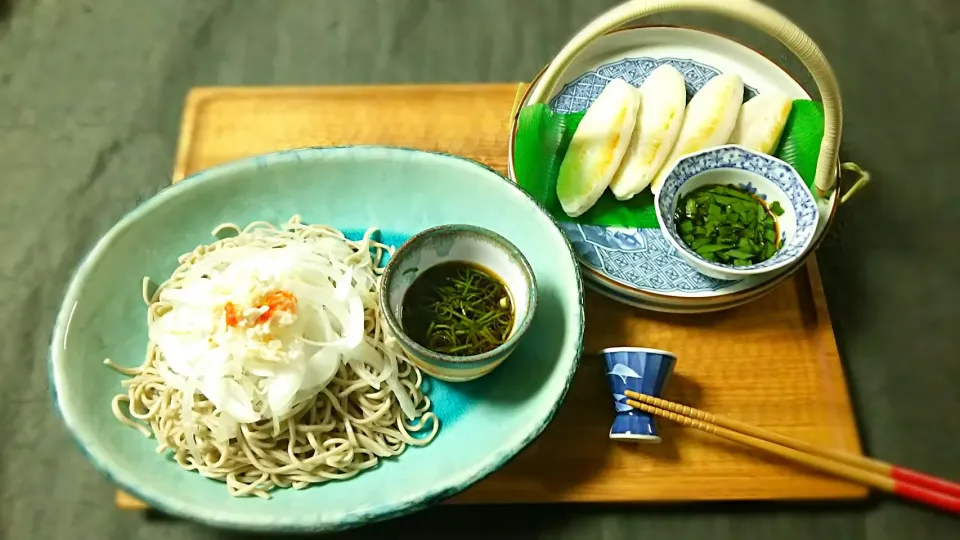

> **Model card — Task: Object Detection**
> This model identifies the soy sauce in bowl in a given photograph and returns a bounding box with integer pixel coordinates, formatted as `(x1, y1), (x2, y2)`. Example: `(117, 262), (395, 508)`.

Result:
(400, 261), (514, 357)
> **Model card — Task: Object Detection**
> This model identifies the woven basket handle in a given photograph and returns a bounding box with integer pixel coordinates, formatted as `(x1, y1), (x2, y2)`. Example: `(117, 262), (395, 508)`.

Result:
(527, 0), (842, 195)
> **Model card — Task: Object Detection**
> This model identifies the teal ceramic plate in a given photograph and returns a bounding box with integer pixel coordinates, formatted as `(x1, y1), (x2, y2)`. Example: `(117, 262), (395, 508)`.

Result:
(49, 146), (584, 532)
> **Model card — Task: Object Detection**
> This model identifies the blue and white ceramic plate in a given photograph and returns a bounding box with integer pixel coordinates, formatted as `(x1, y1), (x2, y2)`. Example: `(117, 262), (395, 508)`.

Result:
(49, 147), (584, 532)
(511, 27), (837, 309)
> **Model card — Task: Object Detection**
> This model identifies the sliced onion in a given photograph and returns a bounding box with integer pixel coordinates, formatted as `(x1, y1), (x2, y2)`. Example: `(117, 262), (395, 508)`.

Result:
(155, 360), (188, 391)
(301, 348), (341, 390)
(154, 337), (206, 378)
(244, 358), (279, 378)
(201, 377), (259, 424)
(385, 372), (418, 420)
(205, 414), (238, 443)
(346, 339), (393, 386)
(148, 222), (418, 431)
(342, 294), (365, 349)
(334, 267), (354, 301)
(263, 360), (306, 419)
(345, 355), (381, 389)
(157, 280), (216, 307)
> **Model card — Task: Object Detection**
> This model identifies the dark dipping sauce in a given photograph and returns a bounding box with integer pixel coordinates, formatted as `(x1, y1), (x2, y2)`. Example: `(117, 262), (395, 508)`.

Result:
(400, 261), (514, 356)
(674, 183), (784, 266)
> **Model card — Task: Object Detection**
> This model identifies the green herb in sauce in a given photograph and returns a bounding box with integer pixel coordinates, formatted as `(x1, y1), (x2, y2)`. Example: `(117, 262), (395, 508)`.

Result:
(673, 184), (782, 266)
(401, 261), (514, 356)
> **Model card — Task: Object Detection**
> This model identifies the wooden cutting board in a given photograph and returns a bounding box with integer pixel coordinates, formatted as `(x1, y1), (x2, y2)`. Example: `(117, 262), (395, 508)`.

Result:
(116, 83), (866, 510)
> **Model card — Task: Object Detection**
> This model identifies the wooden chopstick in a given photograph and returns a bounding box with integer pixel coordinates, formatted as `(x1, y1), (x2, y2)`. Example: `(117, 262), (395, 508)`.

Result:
(624, 390), (960, 514)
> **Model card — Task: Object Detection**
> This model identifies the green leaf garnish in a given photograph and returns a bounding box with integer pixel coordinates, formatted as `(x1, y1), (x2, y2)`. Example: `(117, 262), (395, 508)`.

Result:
(673, 184), (782, 266)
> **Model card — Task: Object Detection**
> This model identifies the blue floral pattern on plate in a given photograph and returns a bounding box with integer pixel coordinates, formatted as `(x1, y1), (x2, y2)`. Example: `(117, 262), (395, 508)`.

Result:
(549, 56), (758, 113)
(559, 223), (728, 292)
(547, 57), (763, 294)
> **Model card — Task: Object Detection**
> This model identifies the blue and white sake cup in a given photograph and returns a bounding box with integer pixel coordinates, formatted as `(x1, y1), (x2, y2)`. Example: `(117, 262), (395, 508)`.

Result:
(602, 347), (677, 443)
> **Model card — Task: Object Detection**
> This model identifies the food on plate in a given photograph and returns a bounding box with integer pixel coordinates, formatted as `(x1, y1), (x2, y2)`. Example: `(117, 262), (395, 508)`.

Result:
(105, 216), (439, 498)
(609, 64), (687, 200)
(673, 184), (783, 266)
(728, 91), (793, 154)
(556, 78), (640, 217)
(401, 261), (513, 356)
(770, 99), (823, 188)
(650, 73), (745, 194)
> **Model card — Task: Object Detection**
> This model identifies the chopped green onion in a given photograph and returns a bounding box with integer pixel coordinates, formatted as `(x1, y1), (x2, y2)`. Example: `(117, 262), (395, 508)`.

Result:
(673, 184), (782, 266)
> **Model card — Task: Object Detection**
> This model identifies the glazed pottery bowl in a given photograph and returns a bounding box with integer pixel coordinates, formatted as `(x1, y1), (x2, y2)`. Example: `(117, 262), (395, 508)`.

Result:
(655, 145), (818, 281)
(380, 224), (538, 382)
(49, 146), (584, 533)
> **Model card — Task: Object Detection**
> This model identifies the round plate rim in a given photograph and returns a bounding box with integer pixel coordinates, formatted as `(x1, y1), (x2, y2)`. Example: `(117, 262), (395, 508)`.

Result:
(48, 145), (586, 532)
(507, 25), (842, 311)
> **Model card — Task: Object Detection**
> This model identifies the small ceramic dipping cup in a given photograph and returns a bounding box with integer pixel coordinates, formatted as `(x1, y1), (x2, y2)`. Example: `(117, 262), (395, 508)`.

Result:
(654, 144), (819, 281)
(602, 347), (677, 443)
(380, 224), (538, 382)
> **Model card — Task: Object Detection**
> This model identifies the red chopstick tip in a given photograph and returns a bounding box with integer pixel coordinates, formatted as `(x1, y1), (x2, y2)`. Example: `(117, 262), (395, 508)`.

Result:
(891, 467), (960, 500)
(894, 481), (960, 514)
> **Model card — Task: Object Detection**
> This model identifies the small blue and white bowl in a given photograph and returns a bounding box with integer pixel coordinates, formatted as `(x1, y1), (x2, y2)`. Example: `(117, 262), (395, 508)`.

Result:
(654, 145), (819, 281)
(380, 224), (538, 382)
(602, 347), (677, 443)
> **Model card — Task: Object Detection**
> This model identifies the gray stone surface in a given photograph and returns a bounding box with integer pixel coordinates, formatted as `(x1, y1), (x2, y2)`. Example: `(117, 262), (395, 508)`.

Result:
(1, 0), (958, 538)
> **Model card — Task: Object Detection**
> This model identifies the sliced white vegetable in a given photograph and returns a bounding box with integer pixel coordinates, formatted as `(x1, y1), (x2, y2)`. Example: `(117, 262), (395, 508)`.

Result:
(149, 222), (412, 428)
(650, 73), (745, 194)
(609, 64), (687, 200)
(301, 348), (341, 390)
(205, 414), (238, 444)
(386, 372), (418, 420)
(243, 357), (280, 378)
(157, 279), (215, 307)
(151, 332), (207, 379)
(333, 267), (353, 301)
(344, 342), (384, 389)
(343, 294), (365, 349)
(156, 361), (188, 392)
(728, 92), (793, 154)
(201, 377), (259, 424)
(263, 360), (306, 419)
(556, 78), (640, 217)
(342, 339), (395, 389)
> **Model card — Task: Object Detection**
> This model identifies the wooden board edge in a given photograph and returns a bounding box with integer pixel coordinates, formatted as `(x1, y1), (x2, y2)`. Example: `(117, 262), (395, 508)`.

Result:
(510, 83), (530, 121)
(170, 83), (527, 183)
(806, 257), (865, 458)
(117, 481), (869, 512)
(176, 83), (524, 91)
(170, 87), (209, 183)
(116, 490), (148, 511)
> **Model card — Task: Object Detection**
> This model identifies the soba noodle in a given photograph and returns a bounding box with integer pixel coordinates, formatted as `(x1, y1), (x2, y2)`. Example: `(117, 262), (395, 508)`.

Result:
(106, 216), (439, 498)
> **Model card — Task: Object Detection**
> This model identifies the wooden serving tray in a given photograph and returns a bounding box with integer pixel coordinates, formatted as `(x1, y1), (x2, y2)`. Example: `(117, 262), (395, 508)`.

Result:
(116, 83), (866, 510)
